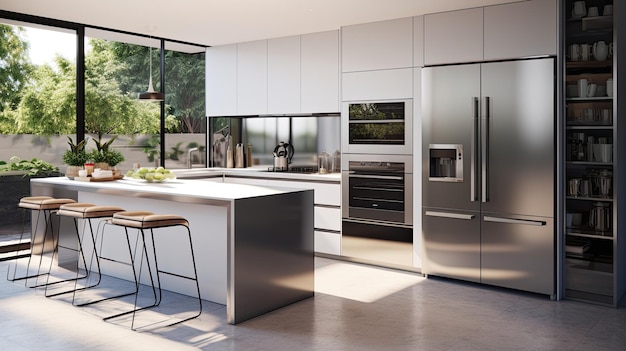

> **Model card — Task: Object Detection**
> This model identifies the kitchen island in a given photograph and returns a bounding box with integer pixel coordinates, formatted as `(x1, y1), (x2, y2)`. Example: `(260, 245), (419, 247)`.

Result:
(30, 177), (314, 324)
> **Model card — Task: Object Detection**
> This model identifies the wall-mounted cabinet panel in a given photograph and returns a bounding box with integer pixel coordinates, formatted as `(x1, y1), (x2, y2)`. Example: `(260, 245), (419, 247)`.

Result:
(342, 68), (413, 101)
(206, 44), (237, 116)
(424, 8), (483, 65)
(413, 16), (425, 67)
(237, 40), (267, 115)
(342, 17), (413, 72)
(301, 30), (340, 113)
(268, 36), (301, 114)
(484, 0), (557, 60)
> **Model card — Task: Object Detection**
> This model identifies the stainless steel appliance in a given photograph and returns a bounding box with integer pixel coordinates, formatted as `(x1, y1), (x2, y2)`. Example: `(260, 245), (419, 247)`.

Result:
(341, 99), (412, 155)
(422, 58), (555, 297)
(341, 153), (413, 268)
(272, 141), (294, 171)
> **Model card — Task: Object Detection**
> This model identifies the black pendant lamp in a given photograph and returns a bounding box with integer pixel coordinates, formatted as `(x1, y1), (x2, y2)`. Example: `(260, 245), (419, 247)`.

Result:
(138, 45), (164, 101)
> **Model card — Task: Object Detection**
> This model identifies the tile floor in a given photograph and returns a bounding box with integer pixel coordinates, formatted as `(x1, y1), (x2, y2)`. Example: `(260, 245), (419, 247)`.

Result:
(1, 256), (626, 351)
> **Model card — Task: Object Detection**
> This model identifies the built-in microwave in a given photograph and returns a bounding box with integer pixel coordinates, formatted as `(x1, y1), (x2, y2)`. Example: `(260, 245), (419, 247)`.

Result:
(341, 99), (413, 155)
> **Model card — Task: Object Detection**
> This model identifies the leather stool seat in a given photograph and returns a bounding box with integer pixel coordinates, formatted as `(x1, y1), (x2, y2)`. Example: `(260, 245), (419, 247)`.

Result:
(58, 203), (125, 219)
(112, 211), (189, 229)
(19, 196), (76, 210)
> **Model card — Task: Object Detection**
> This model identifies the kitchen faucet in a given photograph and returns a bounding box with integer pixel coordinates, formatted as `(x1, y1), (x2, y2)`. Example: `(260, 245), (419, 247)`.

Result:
(187, 147), (199, 168)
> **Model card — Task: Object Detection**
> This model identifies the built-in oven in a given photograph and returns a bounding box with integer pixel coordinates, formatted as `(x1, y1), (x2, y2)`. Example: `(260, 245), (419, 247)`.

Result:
(341, 99), (412, 155)
(341, 153), (414, 269)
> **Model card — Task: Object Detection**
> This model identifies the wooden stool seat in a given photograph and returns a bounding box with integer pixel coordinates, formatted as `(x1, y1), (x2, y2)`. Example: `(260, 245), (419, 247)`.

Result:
(58, 203), (125, 219)
(112, 211), (189, 229)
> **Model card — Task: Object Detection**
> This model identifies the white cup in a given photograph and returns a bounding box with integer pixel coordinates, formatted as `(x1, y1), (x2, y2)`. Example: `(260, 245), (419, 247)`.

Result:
(78, 170), (87, 177)
(587, 84), (597, 98)
(580, 44), (591, 61)
(572, 1), (587, 17)
(587, 6), (599, 17)
(600, 109), (612, 123)
(603, 4), (613, 16)
(607, 78), (613, 97)
(577, 78), (590, 98)
(569, 44), (580, 61)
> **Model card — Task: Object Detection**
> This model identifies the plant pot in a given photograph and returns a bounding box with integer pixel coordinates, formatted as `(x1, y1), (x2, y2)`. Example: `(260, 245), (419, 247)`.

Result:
(94, 162), (110, 170)
(65, 165), (82, 178)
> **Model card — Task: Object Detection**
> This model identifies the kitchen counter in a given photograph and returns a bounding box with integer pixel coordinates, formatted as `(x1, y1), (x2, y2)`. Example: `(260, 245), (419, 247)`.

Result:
(31, 177), (314, 324)
(173, 167), (341, 182)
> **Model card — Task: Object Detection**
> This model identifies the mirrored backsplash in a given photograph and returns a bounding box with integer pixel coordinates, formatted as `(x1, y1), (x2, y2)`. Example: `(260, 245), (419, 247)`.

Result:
(209, 116), (340, 168)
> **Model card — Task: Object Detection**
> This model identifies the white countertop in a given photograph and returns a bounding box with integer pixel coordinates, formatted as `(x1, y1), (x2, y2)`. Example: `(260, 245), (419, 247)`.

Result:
(173, 166), (341, 182)
(32, 176), (298, 202)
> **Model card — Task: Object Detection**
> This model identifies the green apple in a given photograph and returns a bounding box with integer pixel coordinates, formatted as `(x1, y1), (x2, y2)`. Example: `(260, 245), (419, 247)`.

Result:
(137, 167), (148, 175)
(156, 166), (165, 173)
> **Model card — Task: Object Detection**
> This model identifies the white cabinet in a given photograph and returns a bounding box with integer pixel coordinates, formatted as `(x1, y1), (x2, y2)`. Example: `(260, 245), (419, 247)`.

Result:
(424, 8), (484, 65)
(237, 40), (267, 115)
(268, 36), (301, 114)
(425, 0), (557, 65)
(206, 44), (237, 116)
(314, 230), (341, 256)
(342, 68), (413, 101)
(484, 0), (557, 60)
(301, 30), (340, 113)
(413, 16), (424, 67)
(341, 17), (414, 73)
(314, 207), (341, 232)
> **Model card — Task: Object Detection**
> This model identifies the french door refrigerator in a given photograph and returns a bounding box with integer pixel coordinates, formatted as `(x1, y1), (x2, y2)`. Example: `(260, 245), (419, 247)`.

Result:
(421, 58), (555, 297)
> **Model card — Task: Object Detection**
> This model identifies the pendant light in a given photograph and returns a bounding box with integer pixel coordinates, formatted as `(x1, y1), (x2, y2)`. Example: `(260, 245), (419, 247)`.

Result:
(138, 45), (164, 101)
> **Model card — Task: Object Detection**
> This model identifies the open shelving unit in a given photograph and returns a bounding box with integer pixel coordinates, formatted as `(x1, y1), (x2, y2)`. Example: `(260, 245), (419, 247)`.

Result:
(563, 0), (621, 306)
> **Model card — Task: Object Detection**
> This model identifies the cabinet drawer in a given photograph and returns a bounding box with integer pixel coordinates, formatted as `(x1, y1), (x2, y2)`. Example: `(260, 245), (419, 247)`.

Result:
(314, 230), (341, 255)
(309, 182), (341, 206)
(314, 206), (341, 231)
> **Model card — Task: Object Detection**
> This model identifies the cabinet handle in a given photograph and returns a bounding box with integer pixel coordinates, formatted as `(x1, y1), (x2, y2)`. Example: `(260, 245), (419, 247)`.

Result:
(482, 96), (490, 203)
(426, 211), (475, 220)
(483, 216), (546, 226)
(471, 97), (479, 202)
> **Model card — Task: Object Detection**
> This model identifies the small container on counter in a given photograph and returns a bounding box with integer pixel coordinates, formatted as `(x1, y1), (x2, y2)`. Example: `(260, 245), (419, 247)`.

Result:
(319, 150), (330, 174)
(332, 150), (341, 173)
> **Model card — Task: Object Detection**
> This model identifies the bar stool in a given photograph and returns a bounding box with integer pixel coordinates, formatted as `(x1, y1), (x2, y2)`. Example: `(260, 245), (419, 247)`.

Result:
(6, 196), (76, 288)
(104, 210), (202, 330)
(48, 203), (126, 299)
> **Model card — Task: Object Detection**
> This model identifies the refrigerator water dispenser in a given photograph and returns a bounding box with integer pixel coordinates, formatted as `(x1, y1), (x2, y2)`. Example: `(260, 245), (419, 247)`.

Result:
(429, 144), (463, 182)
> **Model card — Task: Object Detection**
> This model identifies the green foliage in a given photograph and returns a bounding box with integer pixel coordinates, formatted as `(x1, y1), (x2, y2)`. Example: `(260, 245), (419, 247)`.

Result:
(62, 136), (88, 166)
(88, 134), (125, 166)
(0, 156), (59, 176)
(0, 25), (33, 113)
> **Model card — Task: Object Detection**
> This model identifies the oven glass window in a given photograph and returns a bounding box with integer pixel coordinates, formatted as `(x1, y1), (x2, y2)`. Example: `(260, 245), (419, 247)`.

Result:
(348, 102), (405, 145)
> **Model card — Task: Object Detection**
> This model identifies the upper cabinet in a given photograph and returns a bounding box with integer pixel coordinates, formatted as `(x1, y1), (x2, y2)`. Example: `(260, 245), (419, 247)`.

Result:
(484, 0), (557, 60)
(268, 36), (301, 114)
(301, 30), (340, 113)
(206, 44), (237, 117)
(425, 0), (557, 66)
(342, 17), (414, 72)
(206, 30), (339, 116)
(237, 40), (268, 115)
(424, 8), (483, 65)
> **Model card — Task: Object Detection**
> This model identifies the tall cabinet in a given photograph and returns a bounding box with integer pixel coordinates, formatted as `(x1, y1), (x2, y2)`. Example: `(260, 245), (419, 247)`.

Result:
(563, 0), (623, 306)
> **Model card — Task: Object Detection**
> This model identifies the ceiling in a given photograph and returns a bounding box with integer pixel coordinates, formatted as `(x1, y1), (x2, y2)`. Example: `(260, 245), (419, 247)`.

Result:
(1, 0), (523, 49)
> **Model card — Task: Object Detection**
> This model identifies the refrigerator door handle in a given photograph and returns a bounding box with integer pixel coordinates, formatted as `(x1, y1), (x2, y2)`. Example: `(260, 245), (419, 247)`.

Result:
(483, 216), (546, 226)
(471, 97), (479, 202)
(482, 96), (490, 203)
(425, 211), (475, 220)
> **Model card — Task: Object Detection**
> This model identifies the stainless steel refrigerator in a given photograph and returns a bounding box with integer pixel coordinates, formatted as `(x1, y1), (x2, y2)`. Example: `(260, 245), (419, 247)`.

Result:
(421, 58), (555, 297)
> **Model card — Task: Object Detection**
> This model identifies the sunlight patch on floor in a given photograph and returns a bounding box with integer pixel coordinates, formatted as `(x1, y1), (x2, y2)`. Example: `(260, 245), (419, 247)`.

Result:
(315, 261), (425, 303)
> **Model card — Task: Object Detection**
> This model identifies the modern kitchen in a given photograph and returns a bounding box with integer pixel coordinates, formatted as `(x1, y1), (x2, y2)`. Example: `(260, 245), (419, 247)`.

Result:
(1, 0), (625, 350)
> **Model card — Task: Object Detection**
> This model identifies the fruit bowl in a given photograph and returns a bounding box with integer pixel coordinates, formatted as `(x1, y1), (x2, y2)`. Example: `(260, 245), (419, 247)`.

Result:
(125, 167), (176, 183)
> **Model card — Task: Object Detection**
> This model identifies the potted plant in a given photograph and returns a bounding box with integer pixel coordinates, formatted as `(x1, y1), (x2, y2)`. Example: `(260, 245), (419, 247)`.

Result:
(90, 134), (125, 175)
(0, 156), (60, 227)
(62, 136), (88, 178)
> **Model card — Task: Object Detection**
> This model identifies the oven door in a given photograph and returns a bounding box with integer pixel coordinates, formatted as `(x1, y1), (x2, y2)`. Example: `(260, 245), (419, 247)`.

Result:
(341, 154), (413, 226)
(341, 99), (413, 155)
